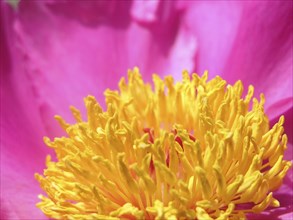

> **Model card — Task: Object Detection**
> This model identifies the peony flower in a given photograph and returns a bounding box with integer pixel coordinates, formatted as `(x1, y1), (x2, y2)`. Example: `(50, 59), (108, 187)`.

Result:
(35, 68), (292, 219)
(1, 0), (292, 219)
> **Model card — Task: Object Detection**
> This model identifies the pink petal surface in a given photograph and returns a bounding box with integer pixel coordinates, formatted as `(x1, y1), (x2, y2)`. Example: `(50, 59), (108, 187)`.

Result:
(10, 0), (196, 138)
(182, 1), (242, 78)
(1, 4), (49, 219)
(131, 0), (160, 23)
(182, 1), (293, 120)
(223, 1), (293, 121)
(1, 82), (49, 220)
(1, 74), (47, 220)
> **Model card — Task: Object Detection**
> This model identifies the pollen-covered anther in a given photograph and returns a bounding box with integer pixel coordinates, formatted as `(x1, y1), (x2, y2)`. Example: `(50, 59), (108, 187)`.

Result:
(36, 67), (291, 219)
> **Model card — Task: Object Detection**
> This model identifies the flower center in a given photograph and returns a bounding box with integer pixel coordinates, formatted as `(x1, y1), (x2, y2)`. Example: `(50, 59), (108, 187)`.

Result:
(35, 67), (291, 219)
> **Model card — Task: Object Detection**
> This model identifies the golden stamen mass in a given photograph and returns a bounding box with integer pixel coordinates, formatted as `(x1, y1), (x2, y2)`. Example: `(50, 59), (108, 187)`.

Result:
(36, 68), (291, 219)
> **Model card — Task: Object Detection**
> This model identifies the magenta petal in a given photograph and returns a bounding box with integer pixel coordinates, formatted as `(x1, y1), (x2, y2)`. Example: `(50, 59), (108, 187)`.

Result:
(182, 1), (242, 78)
(222, 2), (293, 117)
(1, 4), (48, 219)
(162, 25), (197, 80)
(1, 154), (48, 220)
(131, 0), (160, 23)
(10, 1), (197, 138)
(183, 1), (292, 120)
(279, 212), (293, 220)
(1, 79), (49, 219)
(45, 0), (132, 27)
(267, 98), (293, 124)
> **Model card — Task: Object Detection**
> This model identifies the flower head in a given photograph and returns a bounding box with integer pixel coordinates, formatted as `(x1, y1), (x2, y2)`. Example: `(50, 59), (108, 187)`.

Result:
(36, 68), (291, 219)
(1, 1), (292, 219)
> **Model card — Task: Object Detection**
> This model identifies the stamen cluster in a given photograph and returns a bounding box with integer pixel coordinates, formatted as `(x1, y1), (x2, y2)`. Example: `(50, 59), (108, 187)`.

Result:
(36, 68), (291, 219)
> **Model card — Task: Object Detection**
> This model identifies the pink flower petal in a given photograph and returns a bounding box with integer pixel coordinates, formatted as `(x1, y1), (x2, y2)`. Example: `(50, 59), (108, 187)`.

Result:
(164, 25), (197, 80)
(46, 0), (131, 27)
(0, 3), (49, 219)
(279, 212), (293, 220)
(182, 1), (292, 119)
(131, 0), (160, 23)
(10, 0), (197, 138)
(1, 150), (48, 220)
(1, 71), (49, 220)
(221, 1), (293, 118)
(182, 1), (242, 78)
(267, 98), (293, 124)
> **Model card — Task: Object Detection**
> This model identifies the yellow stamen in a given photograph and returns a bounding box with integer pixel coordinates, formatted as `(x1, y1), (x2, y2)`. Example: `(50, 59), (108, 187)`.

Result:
(36, 67), (291, 219)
